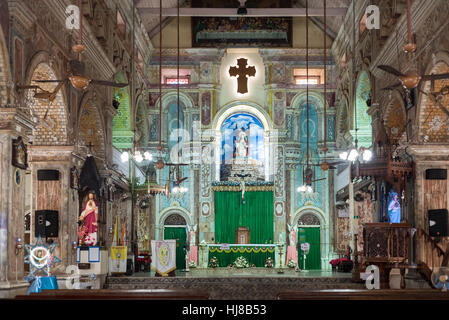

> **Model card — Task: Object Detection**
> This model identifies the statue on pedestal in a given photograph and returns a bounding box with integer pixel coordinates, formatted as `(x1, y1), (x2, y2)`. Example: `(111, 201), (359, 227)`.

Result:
(233, 127), (249, 159)
(78, 191), (98, 246)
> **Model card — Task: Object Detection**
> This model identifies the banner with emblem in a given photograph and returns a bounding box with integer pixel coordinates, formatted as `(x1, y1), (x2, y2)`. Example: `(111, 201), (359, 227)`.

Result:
(151, 240), (176, 276)
(109, 246), (127, 273)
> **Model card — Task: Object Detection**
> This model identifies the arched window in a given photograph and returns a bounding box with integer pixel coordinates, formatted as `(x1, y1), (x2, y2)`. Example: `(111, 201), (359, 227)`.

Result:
(353, 71), (372, 147)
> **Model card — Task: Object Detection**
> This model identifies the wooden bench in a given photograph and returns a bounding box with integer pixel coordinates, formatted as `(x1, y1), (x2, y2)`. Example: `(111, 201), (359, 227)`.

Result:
(277, 289), (449, 300)
(15, 289), (210, 300)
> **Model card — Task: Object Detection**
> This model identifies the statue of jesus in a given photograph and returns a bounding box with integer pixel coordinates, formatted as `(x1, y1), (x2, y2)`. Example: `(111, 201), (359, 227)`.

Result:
(234, 127), (249, 159)
(78, 192), (98, 246)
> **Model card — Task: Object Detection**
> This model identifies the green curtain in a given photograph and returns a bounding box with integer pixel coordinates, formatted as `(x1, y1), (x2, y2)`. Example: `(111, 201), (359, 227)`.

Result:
(164, 227), (187, 270)
(298, 227), (321, 270)
(214, 191), (274, 244)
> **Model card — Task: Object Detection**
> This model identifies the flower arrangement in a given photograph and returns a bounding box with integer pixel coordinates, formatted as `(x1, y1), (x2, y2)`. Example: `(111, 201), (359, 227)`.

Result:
(287, 259), (297, 268)
(233, 256), (250, 268)
(189, 260), (197, 268)
(209, 256), (219, 268)
(264, 257), (274, 268)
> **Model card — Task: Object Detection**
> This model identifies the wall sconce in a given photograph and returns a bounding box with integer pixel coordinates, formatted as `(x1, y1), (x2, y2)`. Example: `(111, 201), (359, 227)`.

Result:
(72, 241), (78, 251)
(108, 226), (113, 236)
(15, 237), (23, 255)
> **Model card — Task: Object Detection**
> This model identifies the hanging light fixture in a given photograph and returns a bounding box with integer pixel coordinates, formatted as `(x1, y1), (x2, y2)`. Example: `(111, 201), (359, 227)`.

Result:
(297, 0), (313, 194)
(154, 0), (165, 170)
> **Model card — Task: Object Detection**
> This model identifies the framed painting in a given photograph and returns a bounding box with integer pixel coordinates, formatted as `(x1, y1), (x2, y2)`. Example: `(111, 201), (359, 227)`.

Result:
(12, 136), (27, 169)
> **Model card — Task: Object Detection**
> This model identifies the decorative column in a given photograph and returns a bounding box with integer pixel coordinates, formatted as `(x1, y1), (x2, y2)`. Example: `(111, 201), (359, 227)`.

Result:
(0, 107), (33, 297)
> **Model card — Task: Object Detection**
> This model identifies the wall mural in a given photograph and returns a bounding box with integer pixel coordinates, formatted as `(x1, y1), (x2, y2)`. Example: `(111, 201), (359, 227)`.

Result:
(220, 113), (264, 164)
(192, 17), (292, 47)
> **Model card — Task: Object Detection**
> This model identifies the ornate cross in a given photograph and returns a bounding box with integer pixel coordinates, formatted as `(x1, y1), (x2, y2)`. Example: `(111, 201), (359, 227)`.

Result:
(229, 58), (256, 94)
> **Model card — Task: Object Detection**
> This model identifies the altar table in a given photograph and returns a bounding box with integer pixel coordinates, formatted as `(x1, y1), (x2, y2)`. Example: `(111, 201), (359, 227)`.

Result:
(208, 244), (276, 267)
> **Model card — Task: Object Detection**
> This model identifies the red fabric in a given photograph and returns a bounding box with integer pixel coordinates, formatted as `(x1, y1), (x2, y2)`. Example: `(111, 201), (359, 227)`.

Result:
(329, 258), (350, 267)
(82, 200), (98, 234)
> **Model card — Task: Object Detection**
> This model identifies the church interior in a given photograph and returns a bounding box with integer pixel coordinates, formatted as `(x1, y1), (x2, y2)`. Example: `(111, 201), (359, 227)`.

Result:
(1, 0), (449, 301)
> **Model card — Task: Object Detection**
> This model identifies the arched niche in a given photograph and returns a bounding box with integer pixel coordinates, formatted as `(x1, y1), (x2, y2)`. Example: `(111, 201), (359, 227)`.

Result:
(417, 52), (449, 143)
(383, 90), (406, 144)
(353, 70), (372, 147)
(0, 23), (11, 105)
(212, 101), (273, 181)
(135, 96), (149, 148)
(336, 94), (352, 148)
(77, 94), (106, 160)
(26, 61), (68, 145)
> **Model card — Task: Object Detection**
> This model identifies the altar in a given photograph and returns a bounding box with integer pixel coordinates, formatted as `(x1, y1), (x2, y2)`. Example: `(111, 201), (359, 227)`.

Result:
(201, 244), (276, 268)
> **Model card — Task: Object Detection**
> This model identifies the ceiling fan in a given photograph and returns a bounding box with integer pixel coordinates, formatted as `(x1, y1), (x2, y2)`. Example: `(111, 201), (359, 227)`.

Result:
(377, 0), (449, 90)
(32, 0), (128, 92)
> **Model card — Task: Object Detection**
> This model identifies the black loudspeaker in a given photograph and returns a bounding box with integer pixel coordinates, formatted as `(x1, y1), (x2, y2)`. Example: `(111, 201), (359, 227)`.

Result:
(35, 210), (59, 237)
(428, 209), (448, 237)
(37, 170), (60, 181)
(426, 169), (447, 180)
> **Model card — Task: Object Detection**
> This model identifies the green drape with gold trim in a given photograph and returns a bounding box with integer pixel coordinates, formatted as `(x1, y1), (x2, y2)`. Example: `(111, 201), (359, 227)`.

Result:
(209, 246), (275, 267)
(214, 191), (274, 244)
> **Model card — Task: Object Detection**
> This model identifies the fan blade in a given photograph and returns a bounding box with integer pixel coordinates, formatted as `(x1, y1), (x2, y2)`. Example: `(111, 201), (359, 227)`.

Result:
(378, 65), (405, 77)
(32, 80), (67, 83)
(177, 177), (188, 184)
(382, 83), (402, 91)
(311, 178), (326, 183)
(421, 73), (449, 81)
(33, 92), (52, 99)
(90, 80), (129, 88)
(17, 85), (41, 90)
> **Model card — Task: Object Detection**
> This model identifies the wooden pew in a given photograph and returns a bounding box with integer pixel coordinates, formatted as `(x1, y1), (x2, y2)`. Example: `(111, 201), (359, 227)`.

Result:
(277, 289), (449, 300)
(15, 289), (210, 300)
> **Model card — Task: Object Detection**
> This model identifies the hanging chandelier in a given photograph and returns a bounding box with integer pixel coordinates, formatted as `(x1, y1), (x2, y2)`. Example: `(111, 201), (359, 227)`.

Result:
(297, 0), (313, 195)
(120, 149), (153, 163)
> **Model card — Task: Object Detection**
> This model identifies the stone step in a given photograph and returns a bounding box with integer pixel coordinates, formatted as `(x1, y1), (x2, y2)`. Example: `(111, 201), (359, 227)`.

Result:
(104, 276), (366, 299)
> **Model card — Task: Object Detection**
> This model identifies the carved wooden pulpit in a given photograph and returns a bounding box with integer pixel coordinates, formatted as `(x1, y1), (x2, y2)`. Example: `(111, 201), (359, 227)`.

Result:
(235, 227), (250, 244)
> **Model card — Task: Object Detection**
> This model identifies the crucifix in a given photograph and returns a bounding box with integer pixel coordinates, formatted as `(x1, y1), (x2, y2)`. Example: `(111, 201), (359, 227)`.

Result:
(235, 171), (251, 204)
(229, 58), (256, 94)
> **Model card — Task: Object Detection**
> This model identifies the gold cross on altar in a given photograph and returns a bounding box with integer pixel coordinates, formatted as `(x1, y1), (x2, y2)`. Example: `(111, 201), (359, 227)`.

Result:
(229, 58), (256, 94)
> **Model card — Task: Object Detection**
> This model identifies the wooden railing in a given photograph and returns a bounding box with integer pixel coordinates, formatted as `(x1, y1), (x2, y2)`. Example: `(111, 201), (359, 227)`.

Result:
(363, 223), (410, 264)
(417, 228), (449, 284)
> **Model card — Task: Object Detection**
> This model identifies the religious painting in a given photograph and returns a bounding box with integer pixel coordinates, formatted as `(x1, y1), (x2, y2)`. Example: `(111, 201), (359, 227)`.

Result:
(78, 191), (98, 246)
(192, 17), (292, 47)
(12, 136), (27, 169)
(70, 166), (79, 190)
(201, 91), (211, 126)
